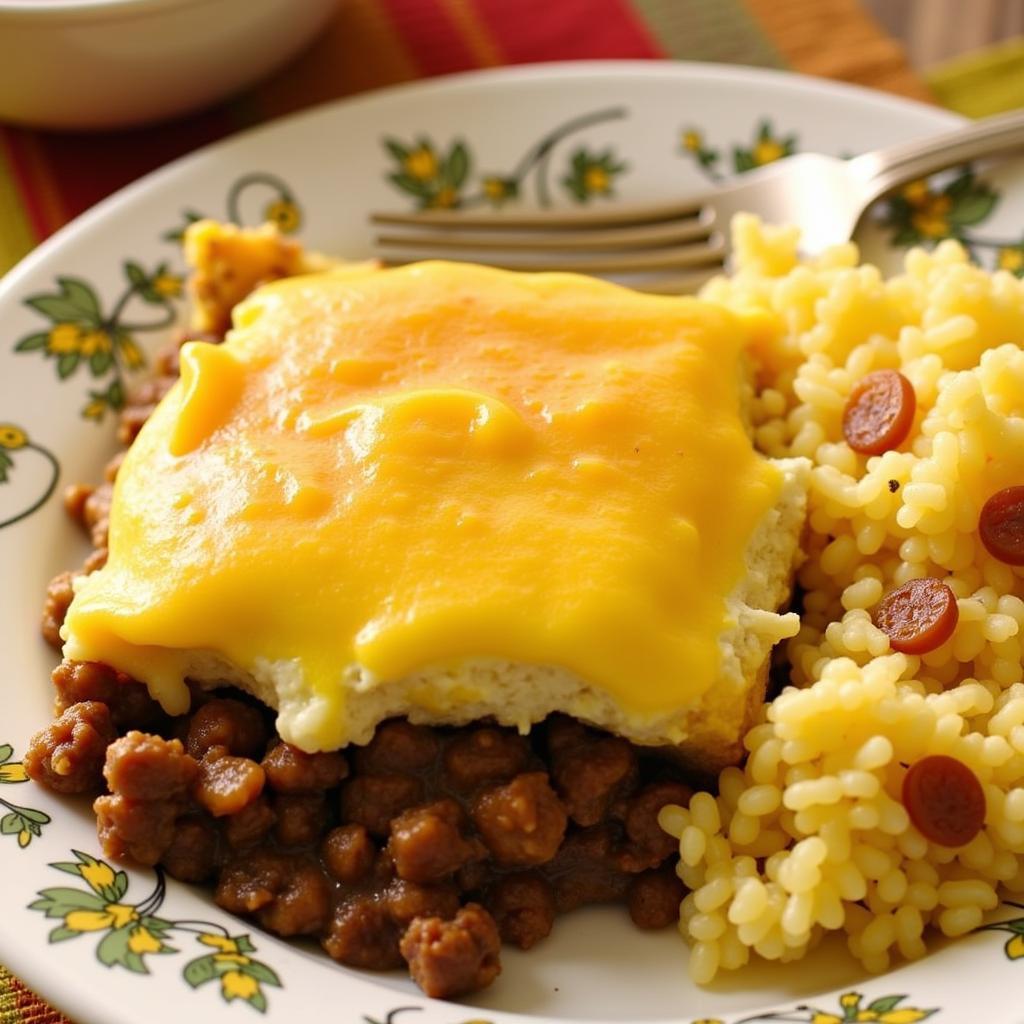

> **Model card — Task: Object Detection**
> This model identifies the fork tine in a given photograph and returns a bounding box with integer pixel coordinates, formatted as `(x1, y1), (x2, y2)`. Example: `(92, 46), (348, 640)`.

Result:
(371, 197), (706, 230)
(628, 268), (721, 295)
(375, 216), (714, 253)
(381, 241), (725, 274)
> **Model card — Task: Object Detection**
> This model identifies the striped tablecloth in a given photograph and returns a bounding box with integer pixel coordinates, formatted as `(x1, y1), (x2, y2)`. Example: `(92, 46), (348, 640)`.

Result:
(0, 0), (993, 1019)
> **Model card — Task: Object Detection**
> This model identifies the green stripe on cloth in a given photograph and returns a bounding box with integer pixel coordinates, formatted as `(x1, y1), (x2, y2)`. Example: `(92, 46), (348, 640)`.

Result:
(926, 35), (1024, 118)
(630, 0), (786, 68)
(0, 145), (39, 276)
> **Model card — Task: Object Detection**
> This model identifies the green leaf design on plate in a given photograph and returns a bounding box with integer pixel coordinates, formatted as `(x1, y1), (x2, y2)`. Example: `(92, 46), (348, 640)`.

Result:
(13, 332), (48, 352)
(56, 352), (80, 379)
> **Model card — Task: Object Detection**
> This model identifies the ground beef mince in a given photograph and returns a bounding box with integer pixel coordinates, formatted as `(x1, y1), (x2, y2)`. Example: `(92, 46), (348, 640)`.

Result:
(194, 747), (265, 817)
(24, 701), (116, 794)
(161, 814), (220, 883)
(91, 732), (200, 865)
(40, 570), (74, 650)
(29, 656), (692, 998)
(387, 799), (480, 884)
(548, 718), (639, 827)
(352, 719), (439, 774)
(472, 772), (567, 867)
(186, 698), (268, 759)
(273, 791), (330, 846)
(400, 903), (502, 998)
(322, 823), (375, 883)
(340, 772), (424, 837)
(628, 866), (687, 930)
(117, 372), (178, 446)
(620, 780), (694, 871)
(486, 871), (556, 949)
(51, 660), (164, 732)
(224, 795), (276, 850)
(442, 726), (530, 792)
(262, 741), (348, 792)
(217, 850), (330, 936)
(323, 896), (403, 970)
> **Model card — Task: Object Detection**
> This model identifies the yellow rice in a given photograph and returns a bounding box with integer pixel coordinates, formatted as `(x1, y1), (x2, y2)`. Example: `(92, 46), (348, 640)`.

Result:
(661, 215), (1024, 982)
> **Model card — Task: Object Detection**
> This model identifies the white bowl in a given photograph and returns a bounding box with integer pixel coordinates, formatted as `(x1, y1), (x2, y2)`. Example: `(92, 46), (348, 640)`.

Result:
(0, 0), (340, 130)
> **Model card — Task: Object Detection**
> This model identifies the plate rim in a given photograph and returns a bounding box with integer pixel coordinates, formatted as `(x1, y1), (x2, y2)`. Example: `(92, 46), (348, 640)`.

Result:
(0, 59), (985, 1024)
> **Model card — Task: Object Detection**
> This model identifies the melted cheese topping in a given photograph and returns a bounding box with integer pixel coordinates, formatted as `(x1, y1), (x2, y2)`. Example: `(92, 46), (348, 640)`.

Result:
(63, 262), (782, 748)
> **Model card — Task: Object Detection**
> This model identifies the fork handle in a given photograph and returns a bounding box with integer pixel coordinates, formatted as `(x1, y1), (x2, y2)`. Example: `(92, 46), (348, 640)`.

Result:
(849, 108), (1024, 203)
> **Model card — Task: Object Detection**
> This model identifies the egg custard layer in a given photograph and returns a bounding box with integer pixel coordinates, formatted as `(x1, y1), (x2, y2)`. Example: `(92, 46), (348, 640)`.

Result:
(63, 261), (797, 755)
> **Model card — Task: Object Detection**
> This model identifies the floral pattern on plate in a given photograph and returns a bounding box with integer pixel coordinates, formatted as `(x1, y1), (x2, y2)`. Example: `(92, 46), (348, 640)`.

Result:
(0, 743), (49, 847)
(383, 108), (628, 209)
(29, 851), (282, 1013)
(691, 990), (936, 1024)
(0, 426), (59, 531)
(164, 172), (302, 243)
(12, 266), (182, 422)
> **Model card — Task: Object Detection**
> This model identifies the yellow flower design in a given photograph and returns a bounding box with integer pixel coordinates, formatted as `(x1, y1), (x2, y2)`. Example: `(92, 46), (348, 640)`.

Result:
(911, 194), (952, 238)
(17, 829), (30, 848)
(682, 129), (703, 152)
(128, 926), (164, 954)
(82, 398), (107, 421)
(998, 247), (1024, 273)
(221, 970), (260, 1002)
(583, 165), (611, 195)
(0, 425), (27, 450)
(1007, 933), (1024, 959)
(46, 322), (84, 355)
(429, 186), (458, 209)
(199, 933), (240, 953)
(46, 323), (113, 358)
(753, 137), (785, 166)
(152, 272), (183, 299)
(0, 761), (30, 782)
(65, 902), (138, 933)
(482, 176), (516, 203)
(811, 1014), (842, 1024)
(841, 993), (863, 1009)
(899, 179), (953, 239)
(80, 860), (116, 893)
(117, 336), (145, 370)
(213, 952), (251, 966)
(264, 198), (301, 234)
(901, 179), (930, 205)
(404, 146), (439, 182)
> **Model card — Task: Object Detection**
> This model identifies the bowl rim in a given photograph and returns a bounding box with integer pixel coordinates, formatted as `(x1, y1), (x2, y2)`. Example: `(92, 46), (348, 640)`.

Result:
(0, 0), (227, 23)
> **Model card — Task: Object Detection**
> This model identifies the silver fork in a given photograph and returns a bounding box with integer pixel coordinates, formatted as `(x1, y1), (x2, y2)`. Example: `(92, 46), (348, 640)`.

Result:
(371, 109), (1024, 294)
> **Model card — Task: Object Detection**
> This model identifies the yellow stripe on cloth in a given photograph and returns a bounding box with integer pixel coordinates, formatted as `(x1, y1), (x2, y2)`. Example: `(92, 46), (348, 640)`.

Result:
(0, 145), (39, 275)
(927, 36), (1024, 118)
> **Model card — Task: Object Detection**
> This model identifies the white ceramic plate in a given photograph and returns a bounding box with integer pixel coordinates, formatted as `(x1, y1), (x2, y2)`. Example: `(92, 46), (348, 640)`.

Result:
(3, 61), (1024, 1024)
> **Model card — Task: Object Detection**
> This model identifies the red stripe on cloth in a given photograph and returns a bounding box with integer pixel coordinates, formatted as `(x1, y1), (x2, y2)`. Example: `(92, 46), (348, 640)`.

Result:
(470, 0), (665, 62)
(379, 0), (484, 76)
(9, 107), (236, 238)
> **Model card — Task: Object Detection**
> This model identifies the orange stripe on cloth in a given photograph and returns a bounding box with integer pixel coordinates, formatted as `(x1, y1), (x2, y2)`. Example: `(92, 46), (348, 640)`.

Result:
(743, 0), (934, 102)
(439, 0), (504, 67)
(244, 0), (420, 122)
